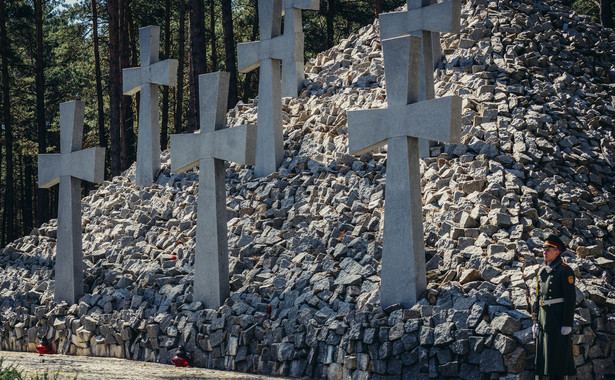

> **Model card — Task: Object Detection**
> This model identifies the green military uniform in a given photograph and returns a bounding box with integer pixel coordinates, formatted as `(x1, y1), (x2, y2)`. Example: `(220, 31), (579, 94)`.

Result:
(534, 254), (576, 378)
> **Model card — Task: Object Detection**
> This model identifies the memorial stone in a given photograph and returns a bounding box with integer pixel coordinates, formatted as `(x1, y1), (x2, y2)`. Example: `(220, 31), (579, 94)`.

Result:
(123, 25), (178, 187)
(380, 0), (461, 156)
(38, 101), (105, 304)
(281, 0), (319, 98)
(237, 0), (289, 177)
(347, 35), (461, 308)
(170, 72), (256, 308)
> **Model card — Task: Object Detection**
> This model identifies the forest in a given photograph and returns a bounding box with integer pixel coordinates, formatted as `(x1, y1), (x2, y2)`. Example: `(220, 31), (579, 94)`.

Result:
(0, 0), (612, 246)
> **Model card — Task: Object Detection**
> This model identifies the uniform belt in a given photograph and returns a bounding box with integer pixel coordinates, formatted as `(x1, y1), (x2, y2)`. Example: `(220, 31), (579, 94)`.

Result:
(540, 297), (564, 306)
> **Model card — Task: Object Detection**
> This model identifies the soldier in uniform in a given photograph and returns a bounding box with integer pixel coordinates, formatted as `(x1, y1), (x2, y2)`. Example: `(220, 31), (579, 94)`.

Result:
(532, 234), (576, 379)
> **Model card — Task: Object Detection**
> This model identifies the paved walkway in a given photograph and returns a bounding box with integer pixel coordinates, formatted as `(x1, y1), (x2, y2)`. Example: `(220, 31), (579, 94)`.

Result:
(0, 350), (289, 380)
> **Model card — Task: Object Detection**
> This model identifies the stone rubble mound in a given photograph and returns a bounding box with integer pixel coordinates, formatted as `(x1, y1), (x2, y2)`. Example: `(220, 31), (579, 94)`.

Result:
(1, 0), (614, 378)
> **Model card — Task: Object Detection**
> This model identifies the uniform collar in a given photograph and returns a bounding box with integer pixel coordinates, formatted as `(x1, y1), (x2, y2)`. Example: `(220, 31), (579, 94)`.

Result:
(544, 255), (563, 273)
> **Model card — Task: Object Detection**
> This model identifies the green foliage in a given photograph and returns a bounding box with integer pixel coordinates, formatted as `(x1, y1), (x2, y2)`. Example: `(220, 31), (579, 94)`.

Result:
(0, 357), (23, 380)
(0, 357), (73, 380)
(571, 0), (600, 22)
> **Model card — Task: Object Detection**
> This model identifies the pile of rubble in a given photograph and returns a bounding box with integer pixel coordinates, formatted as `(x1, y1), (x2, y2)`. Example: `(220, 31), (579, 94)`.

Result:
(1, 0), (614, 378)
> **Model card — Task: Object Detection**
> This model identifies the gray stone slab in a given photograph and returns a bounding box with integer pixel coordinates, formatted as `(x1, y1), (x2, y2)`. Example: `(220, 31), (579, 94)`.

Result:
(380, 0), (461, 157)
(170, 72), (256, 309)
(38, 101), (105, 304)
(123, 25), (178, 187)
(237, 0), (288, 177)
(281, 0), (319, 97)
(347, 35), (461, 308)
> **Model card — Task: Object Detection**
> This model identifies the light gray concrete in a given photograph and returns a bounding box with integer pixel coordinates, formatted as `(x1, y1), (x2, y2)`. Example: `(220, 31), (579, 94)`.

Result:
(38, 101), (105, 304)
(379, 0), (461, 40)
(170, 72), (256, 309)
(281, 0), (319, 98)
(380, 0), (460, 157)
(123, 25), (178, 187)
(237, 0), (286, 177)
(347, 36), (461, 308)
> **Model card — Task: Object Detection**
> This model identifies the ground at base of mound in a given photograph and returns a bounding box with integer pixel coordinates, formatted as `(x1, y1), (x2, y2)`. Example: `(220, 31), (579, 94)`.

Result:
(0, 350), (289, 380)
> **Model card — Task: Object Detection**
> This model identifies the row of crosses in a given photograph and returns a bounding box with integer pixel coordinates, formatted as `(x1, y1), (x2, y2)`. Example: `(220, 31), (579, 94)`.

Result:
(38, 0), (461, 310)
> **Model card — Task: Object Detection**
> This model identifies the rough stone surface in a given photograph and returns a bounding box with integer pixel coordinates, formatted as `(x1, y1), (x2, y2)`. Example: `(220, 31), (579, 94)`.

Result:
(8, 0), (615, 379)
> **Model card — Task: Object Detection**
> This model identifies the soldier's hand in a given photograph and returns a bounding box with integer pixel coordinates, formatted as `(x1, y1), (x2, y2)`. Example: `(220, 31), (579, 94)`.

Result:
(561, 326), (572, 335)
(532, 323), (538, 338)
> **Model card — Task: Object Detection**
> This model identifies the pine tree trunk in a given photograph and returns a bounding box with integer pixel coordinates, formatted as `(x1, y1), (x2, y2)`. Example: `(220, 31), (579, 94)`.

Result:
(175, 0), (186, 134)
(23, 154), (34, 234)
(221, 0), (238, 109)
(601, 0), (614, 28)
(374, 0), (383, 17)
(128, 3), (138, 166)
(242, 0), (259, 101)
(108, 0), (122, 176)
(161, 0), (171, 150)
(326, 0), (335, 48)
(35, 0), (49, 228)
(119, 0), (132, 171)
(188, 0), (207, 133)
(1, 0), (14, 242)
(92, 0), (107, 154)
(209, 0), (217, 71)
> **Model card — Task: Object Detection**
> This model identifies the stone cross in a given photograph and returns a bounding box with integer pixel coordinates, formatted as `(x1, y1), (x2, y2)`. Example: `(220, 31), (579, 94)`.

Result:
(170, 72), (256, 309)
(38, 101), (105, 304)
(237, 0), (288, 177)
(347, 35), (461, 308)
(281, 0), (319, 98)
(123, 25), (178, 187)
(380, 0), (460, 156)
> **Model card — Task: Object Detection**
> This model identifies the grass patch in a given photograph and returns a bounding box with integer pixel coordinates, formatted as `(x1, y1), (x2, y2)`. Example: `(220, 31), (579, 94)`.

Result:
(0, 358), (76, 380)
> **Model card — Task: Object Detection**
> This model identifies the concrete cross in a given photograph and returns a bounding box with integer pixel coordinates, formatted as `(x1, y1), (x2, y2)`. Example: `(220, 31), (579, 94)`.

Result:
(347, 35), (461, 308)
(38, 101), (105, 304)
(170, 72), (256, 308)
(281, 0), (319, 97)
(380, 0), (461, 156)
(237, 0), (288, 177)
(123, 25), (178, 187)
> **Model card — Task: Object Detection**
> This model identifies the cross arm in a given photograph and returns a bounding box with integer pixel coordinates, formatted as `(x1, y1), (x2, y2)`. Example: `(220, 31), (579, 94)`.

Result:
(283, 0), (319, 10)
(348, 96), (462, 156)
(148, 59), (178, 87)
(123, 60), (178, 95)
(347, 108), (391, 156)
(171, 125), (257, 173)
(38, 154), (61, 188)
(380, 0), (461, 40)
(170, 133), (203, 173)
(238, 35), (300, 74)
(211, 124), (257, 165)
(70, 147), (106, 184)
(38, 147), (105, 188)
(123, 67), (142, 95)
(400, 96), (462, 143)
(237, 41), (262, 73)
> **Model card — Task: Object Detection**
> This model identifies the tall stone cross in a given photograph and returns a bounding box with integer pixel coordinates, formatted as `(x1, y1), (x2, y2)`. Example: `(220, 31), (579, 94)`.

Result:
(123, 25), (178, 187)
(380, 0), (460, 157)
(170, 72), (256, 308)
(237, 0), (287, 177)
(38, 101), (105, 304)
(347, 35), (461, 308)
(281, 0), (319, 98)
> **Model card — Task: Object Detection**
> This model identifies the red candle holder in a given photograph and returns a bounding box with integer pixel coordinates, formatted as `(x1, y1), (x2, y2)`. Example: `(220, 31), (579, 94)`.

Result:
(171, 345), (190, 367)
(36, 337), (53, 354)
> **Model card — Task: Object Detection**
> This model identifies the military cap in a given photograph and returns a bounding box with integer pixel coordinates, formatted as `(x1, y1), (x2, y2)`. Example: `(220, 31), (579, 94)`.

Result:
(543, 234), (565, 252)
